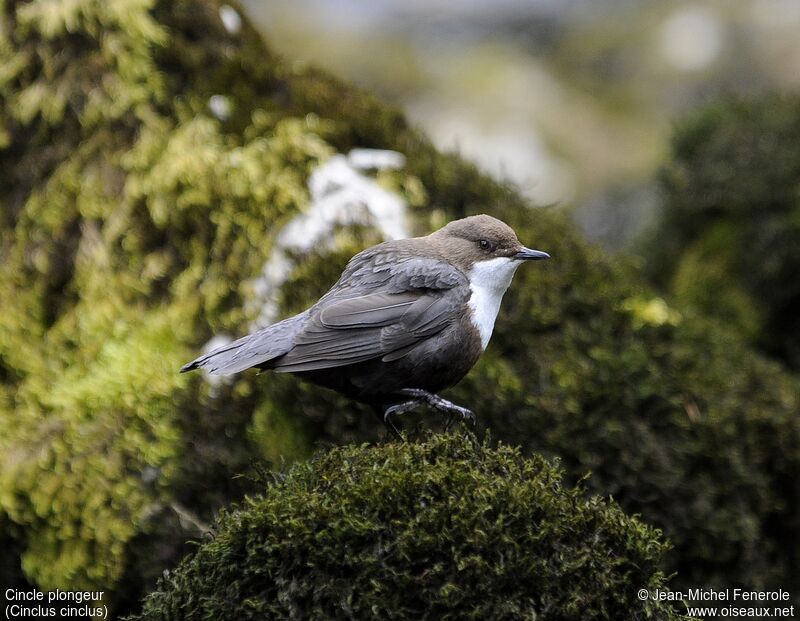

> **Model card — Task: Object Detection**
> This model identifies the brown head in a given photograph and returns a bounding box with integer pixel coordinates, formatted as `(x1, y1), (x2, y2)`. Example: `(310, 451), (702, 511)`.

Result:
(428, 214), (549, 276)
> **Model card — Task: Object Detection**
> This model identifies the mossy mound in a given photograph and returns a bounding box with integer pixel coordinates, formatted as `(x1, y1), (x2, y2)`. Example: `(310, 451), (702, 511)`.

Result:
(130, 433), (684, 621)
(644, 95), (800, 369)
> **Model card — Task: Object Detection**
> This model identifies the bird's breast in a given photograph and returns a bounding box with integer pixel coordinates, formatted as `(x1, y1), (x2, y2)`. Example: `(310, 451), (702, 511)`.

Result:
(466, 257), (519, 349)
(467, 283), (508, 349)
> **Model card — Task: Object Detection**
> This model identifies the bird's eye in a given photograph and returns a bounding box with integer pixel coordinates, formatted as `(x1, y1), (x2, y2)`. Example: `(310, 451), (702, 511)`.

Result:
(478, 239), (491, 251)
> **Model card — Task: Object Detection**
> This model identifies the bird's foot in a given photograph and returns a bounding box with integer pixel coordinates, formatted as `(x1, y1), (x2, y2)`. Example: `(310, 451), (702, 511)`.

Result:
(381, 390), (476, 437)
(382, 400), (418, 439)
(396, 388), (476, 428)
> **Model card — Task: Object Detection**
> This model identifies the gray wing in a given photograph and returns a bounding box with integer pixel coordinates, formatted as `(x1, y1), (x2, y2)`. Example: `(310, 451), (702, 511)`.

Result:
(271, 250), (469, 373)
(180, 312), (309, 376)
(272, 287), (465, 373)
(181, 243), (468, 376)
(331, 246), (467, 294)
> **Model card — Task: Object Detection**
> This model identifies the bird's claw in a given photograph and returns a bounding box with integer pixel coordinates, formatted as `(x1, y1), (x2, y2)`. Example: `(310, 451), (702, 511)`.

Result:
(383, 389), (476, 435)
(394, 388), (477, 430)
(383, 405), (399, 422)
(459, 407), (476, 427)
(449, 405), (476, 430)
(382, 399), (419, 439)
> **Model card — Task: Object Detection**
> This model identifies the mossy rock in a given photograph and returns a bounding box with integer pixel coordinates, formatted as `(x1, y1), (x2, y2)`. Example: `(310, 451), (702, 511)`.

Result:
(130, 433), (685, 621)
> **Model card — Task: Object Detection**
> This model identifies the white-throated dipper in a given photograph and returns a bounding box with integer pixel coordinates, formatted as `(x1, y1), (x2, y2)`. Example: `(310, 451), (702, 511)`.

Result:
(181, 214), (549, 432)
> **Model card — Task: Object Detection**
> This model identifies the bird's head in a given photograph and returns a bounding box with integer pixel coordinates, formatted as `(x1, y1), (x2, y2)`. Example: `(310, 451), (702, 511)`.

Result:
(430, 214), (549, 288)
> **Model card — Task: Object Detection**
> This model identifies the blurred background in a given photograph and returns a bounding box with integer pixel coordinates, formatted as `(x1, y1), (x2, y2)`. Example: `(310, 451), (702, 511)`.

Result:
(244, 0), (800, 248)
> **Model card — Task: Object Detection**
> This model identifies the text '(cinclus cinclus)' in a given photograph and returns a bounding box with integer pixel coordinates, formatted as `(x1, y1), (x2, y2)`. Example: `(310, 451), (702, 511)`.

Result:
(181, 214), (550, 434)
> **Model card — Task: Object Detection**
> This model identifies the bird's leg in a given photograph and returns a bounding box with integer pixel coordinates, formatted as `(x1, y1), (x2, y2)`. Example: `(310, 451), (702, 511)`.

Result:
(384, 416), (403, 440)
(397, 388), (476, 428)
(382, 399), (420, 439)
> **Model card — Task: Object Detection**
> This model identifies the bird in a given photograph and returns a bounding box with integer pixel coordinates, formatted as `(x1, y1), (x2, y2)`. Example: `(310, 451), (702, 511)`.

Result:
(181, 214), (549, 433)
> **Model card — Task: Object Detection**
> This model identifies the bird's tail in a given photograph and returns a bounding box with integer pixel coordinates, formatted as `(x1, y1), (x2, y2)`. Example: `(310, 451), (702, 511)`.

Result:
(180, 311), (309, 376)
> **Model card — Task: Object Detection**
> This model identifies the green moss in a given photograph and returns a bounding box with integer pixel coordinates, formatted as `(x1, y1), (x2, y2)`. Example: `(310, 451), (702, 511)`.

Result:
(130, 433), (685, 621)
(248, 400), (311, 466)
(0, 0), (335, 602)
(670, 221), (762, 340)
(645, 95), (800, 368)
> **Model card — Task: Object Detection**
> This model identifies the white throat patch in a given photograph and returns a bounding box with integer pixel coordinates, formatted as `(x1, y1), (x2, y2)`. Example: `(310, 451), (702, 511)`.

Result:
(467, 257), (520, 349)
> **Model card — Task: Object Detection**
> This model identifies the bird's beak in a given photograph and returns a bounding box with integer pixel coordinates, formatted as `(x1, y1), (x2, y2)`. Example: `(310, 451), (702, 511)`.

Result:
(514, 246), (550, 261)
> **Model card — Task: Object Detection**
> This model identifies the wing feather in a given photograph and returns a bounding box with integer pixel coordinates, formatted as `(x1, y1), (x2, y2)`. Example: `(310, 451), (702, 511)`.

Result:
(274, 283), (465, 373)
(319, 292), (419, 327)
(182, 242), (469, 376)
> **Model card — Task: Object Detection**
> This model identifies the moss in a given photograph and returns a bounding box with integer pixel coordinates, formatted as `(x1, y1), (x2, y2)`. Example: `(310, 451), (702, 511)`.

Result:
(670, 221), (762, 340)
(644, 95), (800, 368)
(129, 433), (685, 621)
(0, 0), (335, 602)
